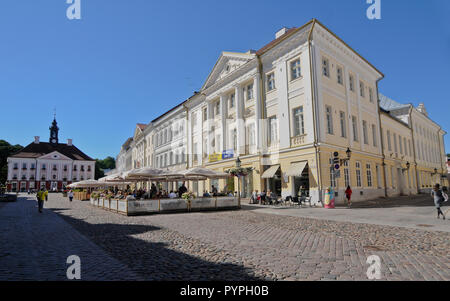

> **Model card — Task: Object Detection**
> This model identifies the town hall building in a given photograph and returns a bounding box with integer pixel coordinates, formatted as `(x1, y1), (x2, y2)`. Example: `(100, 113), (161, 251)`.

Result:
(6, 118), (95, 192)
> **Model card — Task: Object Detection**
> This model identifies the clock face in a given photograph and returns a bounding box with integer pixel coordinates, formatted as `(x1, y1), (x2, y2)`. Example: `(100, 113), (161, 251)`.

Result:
(52, 139), (57, 143)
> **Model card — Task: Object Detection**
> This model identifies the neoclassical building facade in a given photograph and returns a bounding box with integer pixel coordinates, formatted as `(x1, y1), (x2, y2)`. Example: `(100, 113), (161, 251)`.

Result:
(112, 19), (448, 204)
(7, 118), (95, 192)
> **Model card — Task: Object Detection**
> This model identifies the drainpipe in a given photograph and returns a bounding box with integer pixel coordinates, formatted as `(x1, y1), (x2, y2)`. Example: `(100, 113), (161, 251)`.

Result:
(375, 78), (387, 197)
(307, 19), (323, 205)
(256, 55), (266, 192)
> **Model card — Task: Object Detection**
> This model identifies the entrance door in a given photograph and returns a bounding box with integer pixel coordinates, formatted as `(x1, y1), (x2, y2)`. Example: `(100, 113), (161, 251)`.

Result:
(293, 166), (310, 197)
(12, 182), (17, 192)
(51, 181), (58, 192)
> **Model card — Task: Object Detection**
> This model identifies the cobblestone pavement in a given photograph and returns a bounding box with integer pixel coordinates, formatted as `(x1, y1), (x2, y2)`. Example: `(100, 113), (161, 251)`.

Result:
(2, 194), (449, 281)
(0, 196), (142, 280)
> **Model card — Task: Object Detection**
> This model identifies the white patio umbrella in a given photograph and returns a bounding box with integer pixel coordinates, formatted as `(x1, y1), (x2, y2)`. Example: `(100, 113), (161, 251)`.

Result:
(68, 180), (103, 188)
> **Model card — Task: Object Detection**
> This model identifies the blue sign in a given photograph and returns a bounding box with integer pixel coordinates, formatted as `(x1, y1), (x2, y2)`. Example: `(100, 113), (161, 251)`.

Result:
(222, 149), (234, 160)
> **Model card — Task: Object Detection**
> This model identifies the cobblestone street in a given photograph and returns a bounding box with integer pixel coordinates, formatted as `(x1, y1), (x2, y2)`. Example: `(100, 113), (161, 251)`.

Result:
(1, 194), (449, 281)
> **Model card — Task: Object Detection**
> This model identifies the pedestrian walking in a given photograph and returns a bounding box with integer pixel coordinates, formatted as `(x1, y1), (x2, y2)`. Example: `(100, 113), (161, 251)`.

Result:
(68, 190), (74, 202)
(431, 184), (446, 220)
(36, 188), (48, 213)
(345, 186), (353, 208)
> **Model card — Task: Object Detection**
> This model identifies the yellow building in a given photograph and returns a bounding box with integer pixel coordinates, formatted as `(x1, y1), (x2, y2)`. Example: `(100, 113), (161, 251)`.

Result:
(111, 19), (448, 205)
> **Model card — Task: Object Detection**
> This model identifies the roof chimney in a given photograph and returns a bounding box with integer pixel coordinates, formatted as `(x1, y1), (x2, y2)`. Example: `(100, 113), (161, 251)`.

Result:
(275, 27), (289, 39)
(417, 103), (428, 117)
(67, 139), (73, 146)
(246, 49), (256, 55)
(34, 136), (40, 144)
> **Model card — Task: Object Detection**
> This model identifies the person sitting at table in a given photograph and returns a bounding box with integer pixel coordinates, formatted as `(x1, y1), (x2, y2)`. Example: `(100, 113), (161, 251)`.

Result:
(203, 191), (211, 197)
(169, 191), (177, 199)
(211, 185), (218, 196)
(227, 191), (234, 197)
(260, 191), (267, 204)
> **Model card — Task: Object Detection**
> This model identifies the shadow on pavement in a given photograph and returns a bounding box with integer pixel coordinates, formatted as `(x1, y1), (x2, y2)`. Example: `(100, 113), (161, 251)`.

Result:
(50, 208), (262, 281)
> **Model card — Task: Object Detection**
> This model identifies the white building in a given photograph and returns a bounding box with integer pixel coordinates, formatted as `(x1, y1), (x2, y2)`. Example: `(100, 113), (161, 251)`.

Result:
(6, 118), (95, 192)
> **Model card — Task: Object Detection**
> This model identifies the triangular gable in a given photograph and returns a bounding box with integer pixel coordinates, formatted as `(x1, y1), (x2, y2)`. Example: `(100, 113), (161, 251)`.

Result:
(38, 151), (72, 161)
(201, 52), (255, 91)
(133, 124), (146, 140)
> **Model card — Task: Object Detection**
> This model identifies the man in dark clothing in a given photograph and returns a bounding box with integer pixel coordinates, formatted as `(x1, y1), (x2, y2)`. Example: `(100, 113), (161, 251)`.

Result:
(178, 182), (188, 197)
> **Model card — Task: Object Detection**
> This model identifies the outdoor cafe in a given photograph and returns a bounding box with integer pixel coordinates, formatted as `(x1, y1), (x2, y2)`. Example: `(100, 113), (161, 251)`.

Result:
(68, 167), (240, 216)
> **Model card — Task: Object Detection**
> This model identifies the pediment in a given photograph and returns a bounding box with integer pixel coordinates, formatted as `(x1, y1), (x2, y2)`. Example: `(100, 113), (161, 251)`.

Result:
(202, 52), (255, 91)
(38, 151), (72, 161)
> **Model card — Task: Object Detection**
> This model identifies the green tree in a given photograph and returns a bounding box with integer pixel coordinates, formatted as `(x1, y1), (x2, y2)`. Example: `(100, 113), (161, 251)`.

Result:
(0, 140), (23, 184)
(94, 156), (116, 180)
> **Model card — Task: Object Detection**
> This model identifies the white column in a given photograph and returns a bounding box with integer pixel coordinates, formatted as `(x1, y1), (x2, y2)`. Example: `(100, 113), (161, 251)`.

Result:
(235, 84), (245, 156)
(343, 66), (353, 148)
(206, 101), (214, 156)
(254, 74), (263, 152)
(220, 94), (227, 152)
(355, 73), (364, 152)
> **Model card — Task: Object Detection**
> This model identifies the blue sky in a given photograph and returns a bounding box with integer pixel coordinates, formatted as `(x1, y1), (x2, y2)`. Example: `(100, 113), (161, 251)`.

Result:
(0, 0), (449, 159)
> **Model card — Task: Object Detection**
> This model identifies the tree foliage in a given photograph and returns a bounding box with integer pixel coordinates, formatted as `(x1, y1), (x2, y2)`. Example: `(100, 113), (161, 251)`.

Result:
(0, 140), (23, 184)
(94, 156), (116, 180)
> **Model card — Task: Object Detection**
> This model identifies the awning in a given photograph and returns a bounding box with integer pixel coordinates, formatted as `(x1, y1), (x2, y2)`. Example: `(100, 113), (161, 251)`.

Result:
(261, 165), (280, 179)
(285, 161), (308, 177)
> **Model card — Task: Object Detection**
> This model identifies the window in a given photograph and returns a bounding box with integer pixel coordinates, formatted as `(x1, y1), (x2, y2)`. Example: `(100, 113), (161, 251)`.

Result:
(408, 140), (412, 158)
(293, 107), (305, 136)
(366, 164), (372, 187)
(268, 116), (278, 146)
(344, 161), (350, 187)
(393, 133), (398, 153)
(352, 116), (358, 142)
(203, 108), (207, 121)
(267, 73), (275, 91)
(376, 165), (381, 188)
(329, 156), (336, 188)
(404, 137), (408, 156)
(337, 67), (343, 85)
(356, 162), (362, 187)
(398, 135), (403, 154)
(229, 94), (235, 108)
(246, 84), (253, 100)
(322, 57), (330, 77)
(387, 130), (392, 151)
(372, 124), (377, 147)
(290, 59), (301, 80)
(349, 75), (354, 91)
(232, 129), (237, 150)
(215, 101), (220, 116)
(247, 123), (255, 146)
(369, 87), (374, 103)
(362, 121), (368, 145)
(360, 81), (365, 97)
(326, 106), (333, 135)
(22, 163), (27, 169)
(340, 111), (346, 138)
(391, 167), (395, 188)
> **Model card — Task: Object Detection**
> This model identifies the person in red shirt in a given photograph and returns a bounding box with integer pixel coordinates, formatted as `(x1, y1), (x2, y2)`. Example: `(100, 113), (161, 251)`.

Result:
(345, 186), (353, 208)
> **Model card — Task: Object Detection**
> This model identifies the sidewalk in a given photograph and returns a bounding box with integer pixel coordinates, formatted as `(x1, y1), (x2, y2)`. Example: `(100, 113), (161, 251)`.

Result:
(242, 195), (450, 233)
(0, 195), (141, 280)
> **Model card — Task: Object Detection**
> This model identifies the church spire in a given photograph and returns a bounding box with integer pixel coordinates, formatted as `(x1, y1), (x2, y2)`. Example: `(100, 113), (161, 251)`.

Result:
(49, 115), (59, 144)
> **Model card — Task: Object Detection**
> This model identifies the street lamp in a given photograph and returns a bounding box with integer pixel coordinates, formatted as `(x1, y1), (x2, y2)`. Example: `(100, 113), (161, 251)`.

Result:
(235, 157), (241, 207)
(346, 148), (352, 160)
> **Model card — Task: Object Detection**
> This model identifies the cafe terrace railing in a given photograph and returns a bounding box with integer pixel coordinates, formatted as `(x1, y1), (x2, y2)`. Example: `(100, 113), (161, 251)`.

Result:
(90, 196), (240, 216)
